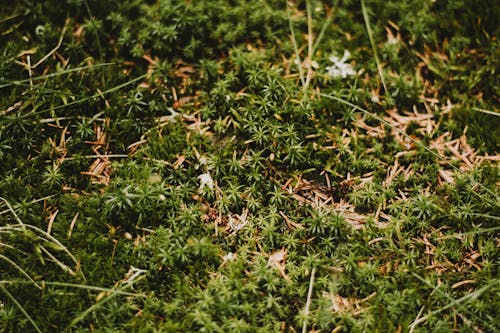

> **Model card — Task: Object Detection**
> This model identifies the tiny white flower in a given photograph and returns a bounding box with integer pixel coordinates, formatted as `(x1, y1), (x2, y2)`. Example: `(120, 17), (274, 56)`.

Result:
(222, 252), (236, 262)
(326, 50), (356, 79)
(198, 172), (214, 190)
(159, 194), (166, 201)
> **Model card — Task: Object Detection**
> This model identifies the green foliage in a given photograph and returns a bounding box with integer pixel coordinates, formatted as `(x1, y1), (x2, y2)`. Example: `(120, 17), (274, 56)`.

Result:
(0, 0), (498, 332)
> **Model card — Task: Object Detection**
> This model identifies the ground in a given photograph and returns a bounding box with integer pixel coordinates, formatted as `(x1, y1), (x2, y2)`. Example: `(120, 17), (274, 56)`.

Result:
(0, 1), (499, 332)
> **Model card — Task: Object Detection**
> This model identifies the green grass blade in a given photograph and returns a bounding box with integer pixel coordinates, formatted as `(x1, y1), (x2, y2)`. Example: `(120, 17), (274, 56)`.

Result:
(17, 72), (149, 118)
(410, 273), (498, 332)
(0, 63), (114, 89)
(361, 0), (388, 94)
(65, 274), (147, 330)
(0, 285), (43, 333)
(286, 0), (306, 89)
(0, 280), (146, 297)
(0, 255), (41, 289)
(312, 0), (339, 55)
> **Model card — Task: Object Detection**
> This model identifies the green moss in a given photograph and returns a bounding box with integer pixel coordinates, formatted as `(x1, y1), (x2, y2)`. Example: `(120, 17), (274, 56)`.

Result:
(0, 0), (498, 332)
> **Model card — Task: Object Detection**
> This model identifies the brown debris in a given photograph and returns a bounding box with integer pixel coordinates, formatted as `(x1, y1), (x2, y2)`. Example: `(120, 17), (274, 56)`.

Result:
(354, 100), (497, 186)
(81, 119), (112, 186)
(323, 290), (375, 316)
(46, 207), (59, 235)
(0, 101), (23, 115)
(47, 125), (69, 166)
(267, 248), (290, 281)
(279, 211), (305, 230)
(286, 177), (381, 230)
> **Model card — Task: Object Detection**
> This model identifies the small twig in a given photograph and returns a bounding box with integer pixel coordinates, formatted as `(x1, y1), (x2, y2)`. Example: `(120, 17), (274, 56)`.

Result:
(26, 55), (33, 89)
(409, 306), (425, 333)
(32, 19), (69, 69)
(302, 267), (316, 333)
(67, 212), (80, 238)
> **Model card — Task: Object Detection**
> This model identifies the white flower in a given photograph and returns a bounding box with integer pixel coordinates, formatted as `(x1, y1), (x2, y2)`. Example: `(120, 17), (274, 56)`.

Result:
(326, 50), (356, 79)
(222, 252), (236, 262)
(198, 172), (214, 190)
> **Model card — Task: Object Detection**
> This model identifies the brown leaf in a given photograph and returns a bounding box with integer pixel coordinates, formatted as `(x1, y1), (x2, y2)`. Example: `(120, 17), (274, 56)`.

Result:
(267, 248), (290, 281)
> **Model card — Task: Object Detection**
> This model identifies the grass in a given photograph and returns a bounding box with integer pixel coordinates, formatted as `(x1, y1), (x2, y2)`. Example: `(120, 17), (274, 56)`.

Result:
(0, 0), (499, 332)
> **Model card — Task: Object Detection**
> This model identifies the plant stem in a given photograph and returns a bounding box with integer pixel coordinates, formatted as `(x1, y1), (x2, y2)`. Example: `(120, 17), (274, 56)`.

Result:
(302, 266), (316, 333)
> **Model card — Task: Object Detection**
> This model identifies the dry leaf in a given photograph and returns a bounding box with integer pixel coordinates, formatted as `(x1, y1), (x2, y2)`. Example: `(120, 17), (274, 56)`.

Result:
(267, 248), (289, 281)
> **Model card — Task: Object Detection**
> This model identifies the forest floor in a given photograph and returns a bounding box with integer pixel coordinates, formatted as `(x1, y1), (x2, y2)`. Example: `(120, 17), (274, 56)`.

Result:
(0, 1), (499, 332)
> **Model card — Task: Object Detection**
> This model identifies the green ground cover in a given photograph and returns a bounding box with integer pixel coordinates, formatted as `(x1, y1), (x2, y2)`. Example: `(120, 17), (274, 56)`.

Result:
(0, 0), (499, 332)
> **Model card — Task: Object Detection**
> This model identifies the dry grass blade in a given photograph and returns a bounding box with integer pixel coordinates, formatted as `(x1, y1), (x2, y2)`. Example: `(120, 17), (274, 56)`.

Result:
(302, 266), (316, 333)
(0, 63), (114, 89)
(0, 223), (85, 280)
(472, 107), (499, 117)
(312, 1), (338, 54)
